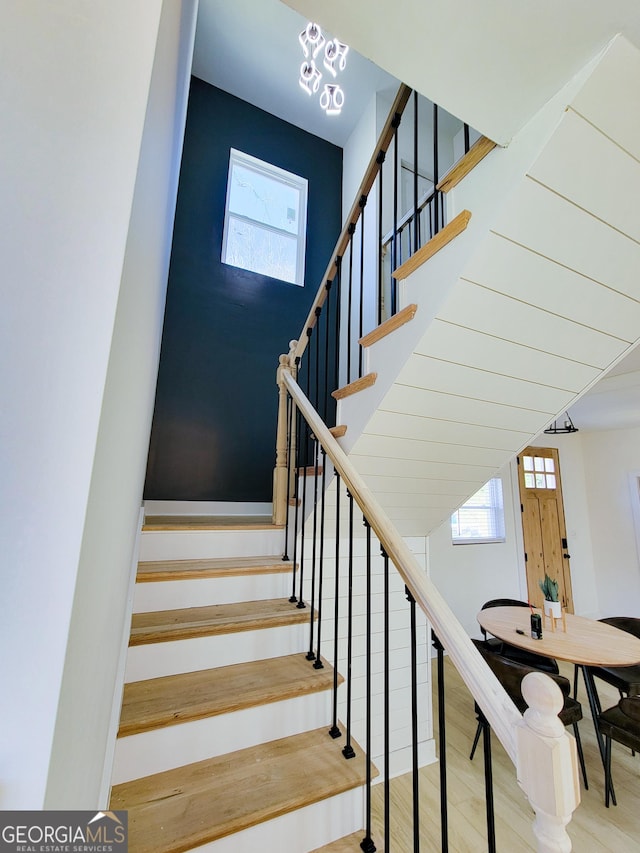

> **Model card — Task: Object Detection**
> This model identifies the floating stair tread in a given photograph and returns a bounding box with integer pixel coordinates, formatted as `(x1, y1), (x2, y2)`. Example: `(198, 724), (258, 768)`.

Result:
(143, 515), (281, 531)
(118, 653), (336, 737)
(136, 555), (293, 583)
(129, 598), (310, 646)
(312, 831), (381, 852)
(110, 727), (371, 853)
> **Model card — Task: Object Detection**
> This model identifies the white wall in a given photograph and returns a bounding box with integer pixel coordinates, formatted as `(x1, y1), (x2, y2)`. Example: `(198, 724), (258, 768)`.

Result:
(0, 0), (194, 808)
(582, 427), (640, 616)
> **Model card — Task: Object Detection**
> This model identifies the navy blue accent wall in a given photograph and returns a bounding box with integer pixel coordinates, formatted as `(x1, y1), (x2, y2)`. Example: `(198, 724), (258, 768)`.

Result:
(144, 79), (342, 501)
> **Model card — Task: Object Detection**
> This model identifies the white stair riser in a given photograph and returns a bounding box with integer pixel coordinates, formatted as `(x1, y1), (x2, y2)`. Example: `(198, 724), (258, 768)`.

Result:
(112, 690), (334, 784)
(139, 529), (285, 561)
(187, 786), (365, 853)
(133, 572), (291, 612)
(125, 624), (308, 682)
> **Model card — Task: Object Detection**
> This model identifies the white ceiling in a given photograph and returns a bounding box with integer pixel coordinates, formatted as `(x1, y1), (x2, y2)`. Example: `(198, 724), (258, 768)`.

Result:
(192, 0), (399, 147)
(192, 0), (640, 431)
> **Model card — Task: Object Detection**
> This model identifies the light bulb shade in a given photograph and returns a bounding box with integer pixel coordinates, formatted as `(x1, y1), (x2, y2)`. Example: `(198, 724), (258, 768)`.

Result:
(320, 83), (344, 116)
(299, 22), (325, 58)
(323, 39), (349, 77)
(299, 61), (322, 95)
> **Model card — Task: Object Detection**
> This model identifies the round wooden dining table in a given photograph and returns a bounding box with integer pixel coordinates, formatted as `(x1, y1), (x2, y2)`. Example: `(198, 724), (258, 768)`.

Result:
(477, 605), (640, 804)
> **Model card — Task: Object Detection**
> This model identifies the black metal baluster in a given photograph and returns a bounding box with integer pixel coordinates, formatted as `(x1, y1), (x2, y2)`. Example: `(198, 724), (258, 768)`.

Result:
(483, 713), (496, 853)
(413, 89), (419, 254)
(406, 586), (420, 852)
(297, 336), (312, 609)
(323, 280), (332, 424)
(360, 519), (375, 852)
(433, 103), (439, 235)
(358, 195), (367, 379)
(346, 226), (355, 384)
(313, 446), (327, 669)
(290, 371), (301, 603)
(392, 112), (401, 315)
(329, 473), (342, 739)
(282, 391), (293, 562)
(377, 151), (385, 326)
(432, 632), (449, 852)
(342, 491), (356, 760)
(306, 309), (322, 655)
(334, 257), (342, 396)
(382, 547), (390, 852)
(464, 122), (470, 154)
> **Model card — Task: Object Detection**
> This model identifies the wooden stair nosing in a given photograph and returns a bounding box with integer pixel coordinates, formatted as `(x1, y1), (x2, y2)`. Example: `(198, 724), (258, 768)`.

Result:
(436, 135), (497, 193)
(332, 372), (377, 401)
(110, 727), (373, 853)
(129, 598), (312, 646)
(392, 209), (472, 281)
(142, 514), (282, 531)
(136, 555), (293, 583)
(358, 303), (418, 348)
(117, 653), (338, 737)
(312, 831), (382, 852)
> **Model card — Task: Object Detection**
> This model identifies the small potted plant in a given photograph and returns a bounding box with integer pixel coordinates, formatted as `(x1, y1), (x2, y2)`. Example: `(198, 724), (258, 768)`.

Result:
(539, 573), (561, 618)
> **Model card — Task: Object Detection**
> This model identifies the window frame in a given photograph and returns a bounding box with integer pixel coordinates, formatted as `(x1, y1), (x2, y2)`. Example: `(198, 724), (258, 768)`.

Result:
(221, 148), (308, 286)
(450, 477), (506, 545)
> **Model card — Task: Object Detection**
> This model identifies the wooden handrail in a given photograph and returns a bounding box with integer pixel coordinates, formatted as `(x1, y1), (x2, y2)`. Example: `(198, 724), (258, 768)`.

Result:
(283, 370), (581, 850)
(283, 371), (520, 759)
(293, 83), (412, 362)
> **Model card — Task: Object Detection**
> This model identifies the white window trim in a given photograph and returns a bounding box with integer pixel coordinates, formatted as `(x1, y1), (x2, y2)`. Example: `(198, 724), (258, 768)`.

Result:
(221, 148), (308, 286)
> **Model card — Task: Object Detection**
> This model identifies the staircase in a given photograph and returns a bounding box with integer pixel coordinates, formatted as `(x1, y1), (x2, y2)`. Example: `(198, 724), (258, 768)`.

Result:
(110, 516), (372, 852)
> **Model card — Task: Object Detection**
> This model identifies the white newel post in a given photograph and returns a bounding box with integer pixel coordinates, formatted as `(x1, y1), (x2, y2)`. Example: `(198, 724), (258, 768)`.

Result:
(272, 340), (298, 525)
(517, 672), (581, 853)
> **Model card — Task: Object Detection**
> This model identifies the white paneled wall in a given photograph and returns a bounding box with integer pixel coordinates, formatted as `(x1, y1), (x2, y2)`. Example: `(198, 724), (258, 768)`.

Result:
(299, 489), (435, 778)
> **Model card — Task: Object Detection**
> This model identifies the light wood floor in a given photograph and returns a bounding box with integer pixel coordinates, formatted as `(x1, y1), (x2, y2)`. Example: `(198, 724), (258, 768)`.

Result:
(370, 658), (640, 851)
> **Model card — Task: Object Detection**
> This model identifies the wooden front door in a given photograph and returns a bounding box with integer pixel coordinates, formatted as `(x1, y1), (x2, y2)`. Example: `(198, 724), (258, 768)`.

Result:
(517, 446), (574, 613)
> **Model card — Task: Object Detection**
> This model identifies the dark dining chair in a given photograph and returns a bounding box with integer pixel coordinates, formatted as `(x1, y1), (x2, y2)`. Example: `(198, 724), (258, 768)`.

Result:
(479, 598), (559, 674)
(589, 617), (640, 698)
(470, 639), (588, 789)
(598, 695), (640, 806)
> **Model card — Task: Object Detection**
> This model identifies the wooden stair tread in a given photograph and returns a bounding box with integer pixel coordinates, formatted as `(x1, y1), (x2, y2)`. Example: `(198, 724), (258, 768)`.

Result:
(392, 209), (472, 280)
(359, 303), (418, 348)
(143, 514), (281, 531)
(110, 727), (371, 853)
(436, 135), (496, 193)
(136, 555), (292, 583)
(312, 831), (381, 852)
(129, 598), (310, 646)
(332, 372), (377, 401)
(118, 653), (336, 737)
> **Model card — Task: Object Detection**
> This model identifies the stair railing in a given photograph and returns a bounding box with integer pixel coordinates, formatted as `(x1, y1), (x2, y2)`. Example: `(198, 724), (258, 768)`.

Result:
(279, 366), (580, 852)
(273, 83), (476, 526)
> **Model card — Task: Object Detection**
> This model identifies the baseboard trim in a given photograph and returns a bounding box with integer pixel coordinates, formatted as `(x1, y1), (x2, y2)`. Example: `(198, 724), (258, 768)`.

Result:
(144, 500), (273, 517)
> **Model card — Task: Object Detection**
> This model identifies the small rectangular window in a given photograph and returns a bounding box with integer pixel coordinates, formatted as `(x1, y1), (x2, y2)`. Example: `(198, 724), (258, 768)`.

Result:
(221, 149), (308, 286)
(451, 478), (505, 544)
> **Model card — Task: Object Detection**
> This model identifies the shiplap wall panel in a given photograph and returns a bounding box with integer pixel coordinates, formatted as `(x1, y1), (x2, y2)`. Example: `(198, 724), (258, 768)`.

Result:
(439, 279), (624, 367)
(366, 410), (528, 451)
(571, 36), (640, 163)
(381, 385), (549, 433)
(349, 453), (496, 483)
(360, 475), (485, 497)
(415, 319), (600, 392)
(529, 110), (640, 243)
(492, 178), (640, 301)
(353, 434), (510, 469)
(396, 354), (573, 412)
(464, 234), (640, 342)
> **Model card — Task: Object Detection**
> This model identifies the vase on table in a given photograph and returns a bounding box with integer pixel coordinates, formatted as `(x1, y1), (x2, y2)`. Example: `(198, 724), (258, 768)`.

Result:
(543, 599), (562, 619)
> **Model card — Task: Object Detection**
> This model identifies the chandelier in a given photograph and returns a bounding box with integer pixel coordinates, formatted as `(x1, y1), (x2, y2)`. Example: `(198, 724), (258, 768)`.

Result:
(298, 22), (349, 116)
